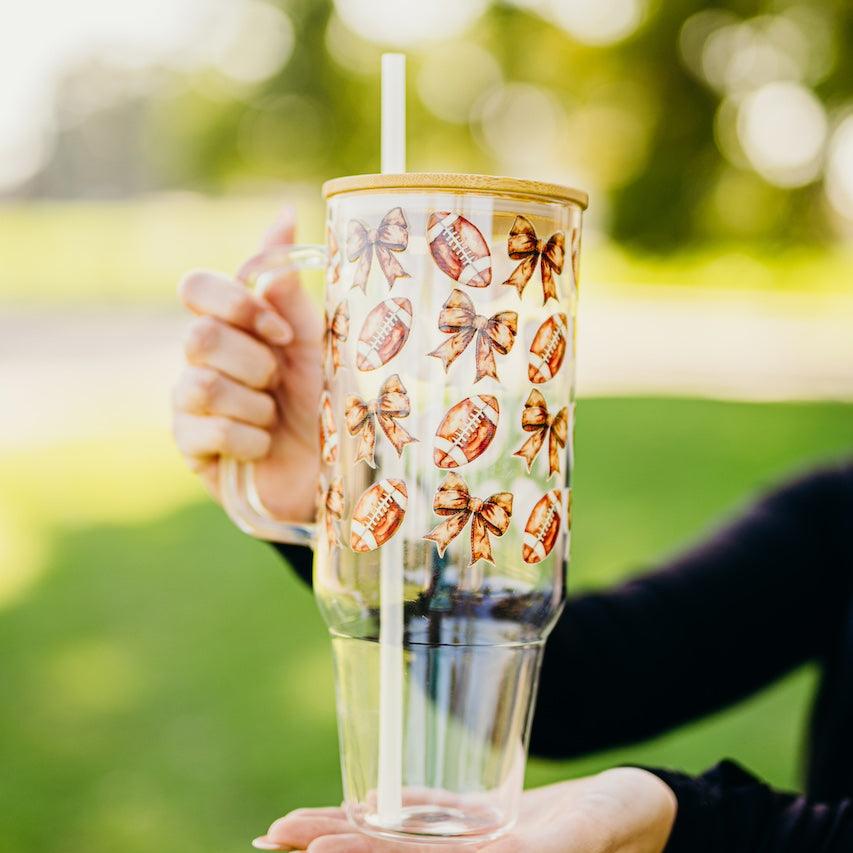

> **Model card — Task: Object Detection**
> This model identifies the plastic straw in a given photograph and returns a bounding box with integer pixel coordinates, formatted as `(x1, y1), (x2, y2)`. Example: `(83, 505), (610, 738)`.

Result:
(377, 52), (406, 823)
(381, 54), (406, 173)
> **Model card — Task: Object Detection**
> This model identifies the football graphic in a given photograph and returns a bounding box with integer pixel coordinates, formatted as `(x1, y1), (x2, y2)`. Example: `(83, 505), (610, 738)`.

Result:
(350, 479), (408, 552)
(356, 297), (413, 371)
(528, 313), (568, 384)
(433, 395), (499, 468)
(318, 390), (338, 464)
(522, 489), (562, 564)
(427, 212), (492, 288)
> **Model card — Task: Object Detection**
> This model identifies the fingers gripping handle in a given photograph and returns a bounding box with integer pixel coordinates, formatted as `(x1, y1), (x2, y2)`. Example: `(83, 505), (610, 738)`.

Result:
(220, 243), (326, 547)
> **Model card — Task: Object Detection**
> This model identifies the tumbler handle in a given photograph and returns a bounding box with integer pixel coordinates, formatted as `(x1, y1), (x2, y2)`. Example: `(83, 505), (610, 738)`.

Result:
(220, 243), (326, 548)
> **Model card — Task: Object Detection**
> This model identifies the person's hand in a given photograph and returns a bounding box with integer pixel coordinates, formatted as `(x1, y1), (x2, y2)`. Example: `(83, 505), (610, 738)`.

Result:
(172, 207), (323, 522)
(250, 768), (676, 853)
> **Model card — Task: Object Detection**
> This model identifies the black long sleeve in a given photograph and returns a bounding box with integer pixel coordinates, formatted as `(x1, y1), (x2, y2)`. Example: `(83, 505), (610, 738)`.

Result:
(530, 462), (853, 763)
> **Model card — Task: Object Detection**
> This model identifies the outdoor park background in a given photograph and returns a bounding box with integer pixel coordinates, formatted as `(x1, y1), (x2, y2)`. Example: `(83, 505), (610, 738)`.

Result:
(2, 0), (853, 851)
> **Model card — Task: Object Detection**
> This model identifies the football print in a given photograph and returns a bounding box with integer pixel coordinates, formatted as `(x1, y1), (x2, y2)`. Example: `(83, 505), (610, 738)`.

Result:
(318, 390), (338, 464)
(528, 313), (568, 384)
(350, 479), (408, 552)
(433, 394), (499, 468)
(356, 297), (413, 371)
(427, 212), (492, 287)
(522, 489), (562, 564)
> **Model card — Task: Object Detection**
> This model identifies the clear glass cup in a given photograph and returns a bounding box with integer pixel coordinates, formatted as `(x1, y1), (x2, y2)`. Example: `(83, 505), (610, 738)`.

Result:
(222, 173), (586, 845)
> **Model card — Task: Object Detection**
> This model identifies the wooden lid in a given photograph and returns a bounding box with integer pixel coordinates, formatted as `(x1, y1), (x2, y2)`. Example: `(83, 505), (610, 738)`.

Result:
(322, 172), (588, 209)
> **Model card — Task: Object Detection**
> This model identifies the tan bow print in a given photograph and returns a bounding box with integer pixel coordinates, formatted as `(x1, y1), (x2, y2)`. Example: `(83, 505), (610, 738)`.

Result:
(503, 215), (565, 303)
(326, 225), (341, 286)
(346, 207), (410, 293)
(427, 288), (518, 383)
(345, 374), (418, 468)
(323, 300), (349, 374)
(316, 475), (344, 550)
(423, 472), (513, 567)
(513, 390), (569, 478)
(569, 225), (581, 290)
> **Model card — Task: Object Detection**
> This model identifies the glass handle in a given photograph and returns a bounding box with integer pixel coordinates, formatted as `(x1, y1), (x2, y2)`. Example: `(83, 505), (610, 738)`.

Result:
(219, 243), (326, 548)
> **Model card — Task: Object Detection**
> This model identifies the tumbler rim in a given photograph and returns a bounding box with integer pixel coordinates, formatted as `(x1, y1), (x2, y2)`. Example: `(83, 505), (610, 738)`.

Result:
(322, 172), (588, 209)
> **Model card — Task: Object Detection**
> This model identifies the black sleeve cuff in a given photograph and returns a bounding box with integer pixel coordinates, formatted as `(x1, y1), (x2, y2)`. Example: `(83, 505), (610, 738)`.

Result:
(641, 760), (853, 853)
(271, 543), (313, 587)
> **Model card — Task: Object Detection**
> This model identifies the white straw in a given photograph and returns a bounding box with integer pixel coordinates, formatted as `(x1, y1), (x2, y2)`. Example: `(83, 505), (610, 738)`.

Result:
(381, 54), (406, 174)
(378, 537), (404, 820)
(377, 52), (406, 823)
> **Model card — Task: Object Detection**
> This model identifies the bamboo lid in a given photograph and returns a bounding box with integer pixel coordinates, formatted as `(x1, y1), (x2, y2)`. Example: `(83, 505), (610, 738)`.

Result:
(322, 172), (588, 209)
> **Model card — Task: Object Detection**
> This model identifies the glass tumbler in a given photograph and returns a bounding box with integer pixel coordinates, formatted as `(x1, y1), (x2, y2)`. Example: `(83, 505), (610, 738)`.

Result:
(222, 173), (587, 844)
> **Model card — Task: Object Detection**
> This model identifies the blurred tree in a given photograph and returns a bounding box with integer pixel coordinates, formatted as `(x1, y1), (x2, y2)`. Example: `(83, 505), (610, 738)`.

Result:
(13, 0), (853, 249)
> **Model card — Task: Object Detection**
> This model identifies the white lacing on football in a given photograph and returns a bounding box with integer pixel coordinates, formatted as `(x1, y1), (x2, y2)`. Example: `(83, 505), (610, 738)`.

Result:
(453, 408), (485, 449)
(367, 310), (399, 354)
(364, 492), (393, 532)
(523, 491), (561, 562)
(443, 220), (478, 267)
(534, 504), (557, 543)
(542, 324), (565, 363)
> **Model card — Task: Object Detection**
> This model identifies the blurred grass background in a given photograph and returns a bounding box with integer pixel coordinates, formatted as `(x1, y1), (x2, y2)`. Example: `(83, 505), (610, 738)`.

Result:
(2, 398), (851, 852)
(2, 0), (853, 850)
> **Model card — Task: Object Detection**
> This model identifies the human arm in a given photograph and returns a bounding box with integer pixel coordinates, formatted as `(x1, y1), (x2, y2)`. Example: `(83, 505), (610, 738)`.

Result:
(531, 462), (853, 759)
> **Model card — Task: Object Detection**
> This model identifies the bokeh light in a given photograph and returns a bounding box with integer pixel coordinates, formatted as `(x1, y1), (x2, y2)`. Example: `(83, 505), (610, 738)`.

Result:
(548, 0), (647, 46)
(736, 81), (827, 188)
(472, 83), (568, 181)
(416, 42), (502, 125)
(331, 0), (488, 47)
(825, 115), (853, 222)
(206, 1), (294, 85)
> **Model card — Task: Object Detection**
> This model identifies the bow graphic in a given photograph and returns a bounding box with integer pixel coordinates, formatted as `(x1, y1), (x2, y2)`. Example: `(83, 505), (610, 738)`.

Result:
(423, 472), (513, 567)
(513, 390), (569, 478)
(326, 226), (341, 286)
(346, 207), (410, 293)
(323, 300), (349, 374)
(570, 225), (581, 290)
(427, 289), (518, 383)
(345, 374), (418, 468)
(503, 215), (565, 303)
(316, 475), (344, 550)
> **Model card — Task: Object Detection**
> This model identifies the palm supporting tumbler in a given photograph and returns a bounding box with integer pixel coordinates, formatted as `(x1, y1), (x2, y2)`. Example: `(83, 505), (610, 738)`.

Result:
(222, 172), (587, 844)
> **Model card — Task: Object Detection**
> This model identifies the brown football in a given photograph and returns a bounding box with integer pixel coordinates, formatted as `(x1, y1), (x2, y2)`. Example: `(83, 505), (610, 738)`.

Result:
(433, 394), (499, 469)
(356, 297), (412, 371)
(319, 390), (338, 464)
(522, 489), (562, 564)
(528, 313), (568, 384)
(427, 212), (492, 287)
(350, 479), (408, 552)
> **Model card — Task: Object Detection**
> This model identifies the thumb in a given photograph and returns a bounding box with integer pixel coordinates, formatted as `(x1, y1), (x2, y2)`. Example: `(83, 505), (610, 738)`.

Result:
(261, 204), (297, 249)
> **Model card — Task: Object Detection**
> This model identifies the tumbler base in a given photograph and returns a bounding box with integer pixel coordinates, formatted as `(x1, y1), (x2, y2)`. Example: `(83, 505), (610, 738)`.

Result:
(356, 803), (507, 845)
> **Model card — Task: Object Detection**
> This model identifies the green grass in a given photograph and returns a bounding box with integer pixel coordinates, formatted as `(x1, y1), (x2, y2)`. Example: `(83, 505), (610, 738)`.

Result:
(2, 196), (852, 305)
(0, 398), (851, 852)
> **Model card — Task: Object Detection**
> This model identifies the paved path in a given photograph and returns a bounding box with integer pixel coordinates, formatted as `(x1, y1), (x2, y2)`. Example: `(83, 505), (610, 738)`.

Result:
(2, 286), (852, 450)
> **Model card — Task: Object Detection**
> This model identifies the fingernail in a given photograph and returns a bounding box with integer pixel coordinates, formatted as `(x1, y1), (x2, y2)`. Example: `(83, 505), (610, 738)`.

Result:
(256, 310), (293, 345)
(252, 836), (288, 850)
